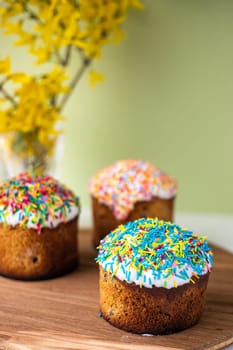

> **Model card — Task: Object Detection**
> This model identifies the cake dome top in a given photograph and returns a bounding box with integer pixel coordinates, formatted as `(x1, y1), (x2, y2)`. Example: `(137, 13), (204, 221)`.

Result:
(0, 173), (80, 233)
(96, 217), (213, 289)
(88, 159), (178, 220)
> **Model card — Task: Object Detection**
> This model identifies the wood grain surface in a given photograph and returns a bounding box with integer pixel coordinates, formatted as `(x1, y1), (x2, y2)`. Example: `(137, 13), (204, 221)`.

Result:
(0, 229), (232, 350)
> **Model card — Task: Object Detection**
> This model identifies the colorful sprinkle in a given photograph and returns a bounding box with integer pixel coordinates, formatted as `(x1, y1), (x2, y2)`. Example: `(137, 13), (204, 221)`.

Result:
(0, 173), (80, 234)
(88, 159), (178, 220)
(96, 218), (213, 289)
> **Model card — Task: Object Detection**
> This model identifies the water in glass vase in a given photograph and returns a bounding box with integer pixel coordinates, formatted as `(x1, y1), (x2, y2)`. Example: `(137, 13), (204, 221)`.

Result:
(0, 132), (63, 180)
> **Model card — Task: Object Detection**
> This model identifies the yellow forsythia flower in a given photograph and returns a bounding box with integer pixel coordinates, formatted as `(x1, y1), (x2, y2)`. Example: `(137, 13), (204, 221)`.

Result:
(130, 0), (144, 10)
(89, 70), (105, 87)
(0, 56), (11, 75)
(10, 73), (31, 84)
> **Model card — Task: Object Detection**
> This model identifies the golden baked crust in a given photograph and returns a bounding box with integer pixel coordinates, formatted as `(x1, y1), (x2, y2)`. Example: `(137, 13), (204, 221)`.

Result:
(0, 218), (78, 280)
(92, 196), (174, 247)
(99, 267), (209, 334)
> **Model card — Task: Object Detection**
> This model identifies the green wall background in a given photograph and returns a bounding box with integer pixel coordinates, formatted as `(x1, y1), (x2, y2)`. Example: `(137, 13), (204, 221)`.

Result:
(1, 0), (233, 214)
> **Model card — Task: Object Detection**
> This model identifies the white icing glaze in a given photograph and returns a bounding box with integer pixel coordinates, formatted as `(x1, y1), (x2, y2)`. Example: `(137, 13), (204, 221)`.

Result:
(100, 258), (211, 289)
(0, 204), (79, 230)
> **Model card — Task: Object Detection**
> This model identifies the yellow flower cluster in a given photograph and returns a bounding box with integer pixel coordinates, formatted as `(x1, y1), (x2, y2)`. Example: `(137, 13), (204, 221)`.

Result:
(0, 0), (143, 63)
(0, 57), (68, 156)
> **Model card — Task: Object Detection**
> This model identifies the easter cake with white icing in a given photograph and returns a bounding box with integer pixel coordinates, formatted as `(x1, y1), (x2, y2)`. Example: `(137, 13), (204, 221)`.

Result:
(0, 173), (80, 280)
(97, 217), (213, 334)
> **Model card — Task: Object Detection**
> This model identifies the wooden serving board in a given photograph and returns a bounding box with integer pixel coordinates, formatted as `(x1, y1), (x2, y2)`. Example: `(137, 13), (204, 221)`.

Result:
(0, 229), (232, 350)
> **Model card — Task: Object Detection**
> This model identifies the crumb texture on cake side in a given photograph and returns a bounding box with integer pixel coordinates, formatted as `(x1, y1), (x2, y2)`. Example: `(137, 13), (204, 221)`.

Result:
(99, 267), (209, 334)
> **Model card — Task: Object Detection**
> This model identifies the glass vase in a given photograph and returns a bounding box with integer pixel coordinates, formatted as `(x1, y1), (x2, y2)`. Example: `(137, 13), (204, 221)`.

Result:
(0, 133), (63, 180)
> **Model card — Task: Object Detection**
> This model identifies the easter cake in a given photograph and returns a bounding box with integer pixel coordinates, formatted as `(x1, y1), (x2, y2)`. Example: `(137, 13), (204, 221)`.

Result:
(89, 159), (177, 247)
(0, 173), (80, 280)
(96, 218), (213, 334)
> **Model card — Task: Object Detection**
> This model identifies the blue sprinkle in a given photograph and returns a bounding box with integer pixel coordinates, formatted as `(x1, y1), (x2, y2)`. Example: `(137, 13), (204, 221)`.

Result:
(121, 264), (125, 273)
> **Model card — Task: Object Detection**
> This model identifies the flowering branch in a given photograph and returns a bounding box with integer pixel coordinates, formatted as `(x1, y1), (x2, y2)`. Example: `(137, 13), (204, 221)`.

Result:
(0, 0), (143, 174)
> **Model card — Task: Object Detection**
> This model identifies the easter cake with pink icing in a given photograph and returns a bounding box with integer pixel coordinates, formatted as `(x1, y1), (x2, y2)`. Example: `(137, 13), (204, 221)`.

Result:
(88, 159), (178, 247)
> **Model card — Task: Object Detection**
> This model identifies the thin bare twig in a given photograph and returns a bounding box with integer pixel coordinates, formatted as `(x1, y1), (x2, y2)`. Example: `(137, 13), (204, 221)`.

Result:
(22, 2), (42, 24)
(0, 85), (17, 107)
(62, 45), (72, 66)
(58, 57), (91, 111)
(55, 45), (72, 67)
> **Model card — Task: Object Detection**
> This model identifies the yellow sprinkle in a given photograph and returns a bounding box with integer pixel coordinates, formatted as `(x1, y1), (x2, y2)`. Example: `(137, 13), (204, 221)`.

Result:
(192, 272), (200, 279)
